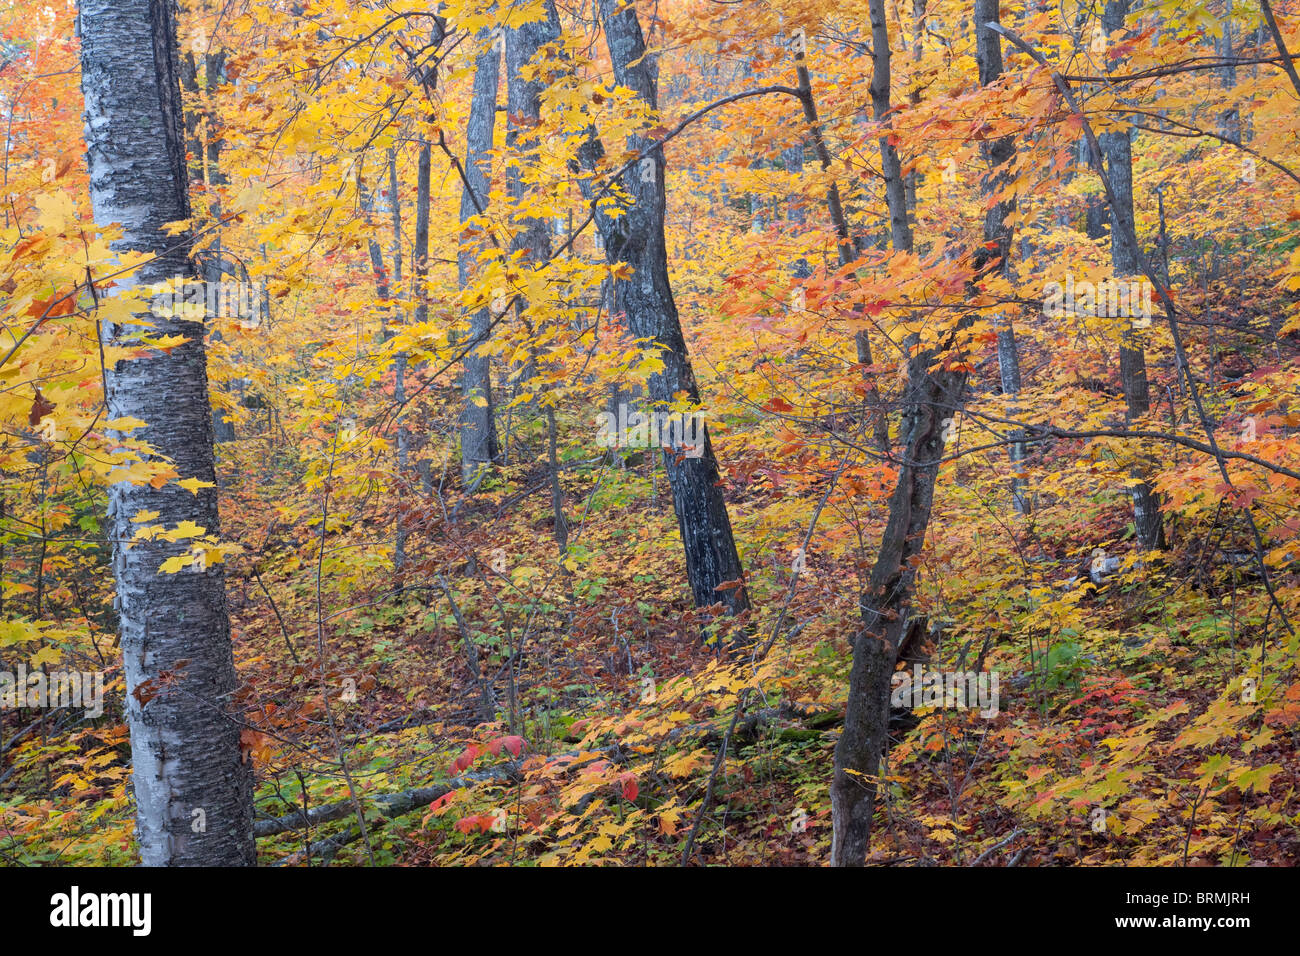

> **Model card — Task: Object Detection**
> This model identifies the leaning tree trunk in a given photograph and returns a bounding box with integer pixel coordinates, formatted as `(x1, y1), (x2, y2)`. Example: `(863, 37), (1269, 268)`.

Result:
(830, 0), (1016, 867)
(80, 0), (254, 866)
(594, 0), (750, 619)
(1102, 0), (1165, 551)
(790, 33), (891, 454)
(458, 37), (502, 487)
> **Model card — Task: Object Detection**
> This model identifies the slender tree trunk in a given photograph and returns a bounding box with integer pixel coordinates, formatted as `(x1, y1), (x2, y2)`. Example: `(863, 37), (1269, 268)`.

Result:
(974, 0), (1027, 513)
(387, 148), (416, 550)
(1215, 0), (1240, 141)
(594, 0), (750, 620)
(868, 5), (913, 254)
(362, 163), (409, 569)
(831, 0), (921, 865)
(790, 33), (891, 454)
(1260, 0), (1300, 100)
(183, 42), (238, 443)
(903, 0), (927, 224)
(414, 138), (431, 329)
(507, 6), (567, 546)
(400, 26), (450, 562)
(388, 149), (403, 303)
(407, 77), (433, 516)
(459, 38), (502, 488)
(80, 0), (254, 866)
(831, 0), (1009, 866)
(1102, 0), (1165, 551)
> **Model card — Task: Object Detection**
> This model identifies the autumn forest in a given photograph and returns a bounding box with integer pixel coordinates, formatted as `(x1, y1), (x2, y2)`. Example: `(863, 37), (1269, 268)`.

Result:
(1, 0), (1299, 874)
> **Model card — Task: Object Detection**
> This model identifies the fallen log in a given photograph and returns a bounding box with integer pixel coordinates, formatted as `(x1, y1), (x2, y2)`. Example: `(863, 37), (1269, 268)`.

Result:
(254, 763), (521, 838)
(255, 700), (842, 843)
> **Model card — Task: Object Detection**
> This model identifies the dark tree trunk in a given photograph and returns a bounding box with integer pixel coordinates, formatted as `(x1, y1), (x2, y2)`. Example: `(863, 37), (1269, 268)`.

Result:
(414, 132), (432, 329)
(868, 1), (913, 255)
(791, 33), (890, 453)
(975, 0), (1027, 512)
(593, 0), (750, 620)
(831, 0), (1015, 866)
(831, 0), (926, 865)
(1102, 0), (1165, 551)
(80, 0), (254, 866)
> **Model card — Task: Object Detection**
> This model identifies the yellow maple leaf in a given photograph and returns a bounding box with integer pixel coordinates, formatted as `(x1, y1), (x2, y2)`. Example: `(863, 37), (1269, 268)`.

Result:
(160, 520), (206, 542)
(29, 645), (62, 667)
(177, 477), (215, 494)
(106, 416), (148, 431)
(158, 554), (191, 574)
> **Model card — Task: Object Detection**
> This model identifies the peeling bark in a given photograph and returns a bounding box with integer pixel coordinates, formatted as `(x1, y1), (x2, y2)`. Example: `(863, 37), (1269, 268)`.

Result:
(80, 0), (254, 866)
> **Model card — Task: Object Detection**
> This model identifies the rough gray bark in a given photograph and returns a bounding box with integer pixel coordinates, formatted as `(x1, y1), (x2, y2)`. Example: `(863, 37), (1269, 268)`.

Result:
(459, 39), (502, 487)
(1102, 0), (1165, 551)
(80, 0), (254, 866)
(593, 0), (750, 619)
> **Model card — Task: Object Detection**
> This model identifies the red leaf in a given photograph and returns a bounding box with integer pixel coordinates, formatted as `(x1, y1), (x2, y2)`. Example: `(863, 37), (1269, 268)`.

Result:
(501, 735), (526, 757)
(618, 772), (638, 802)
(450, 744), (481, 775)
